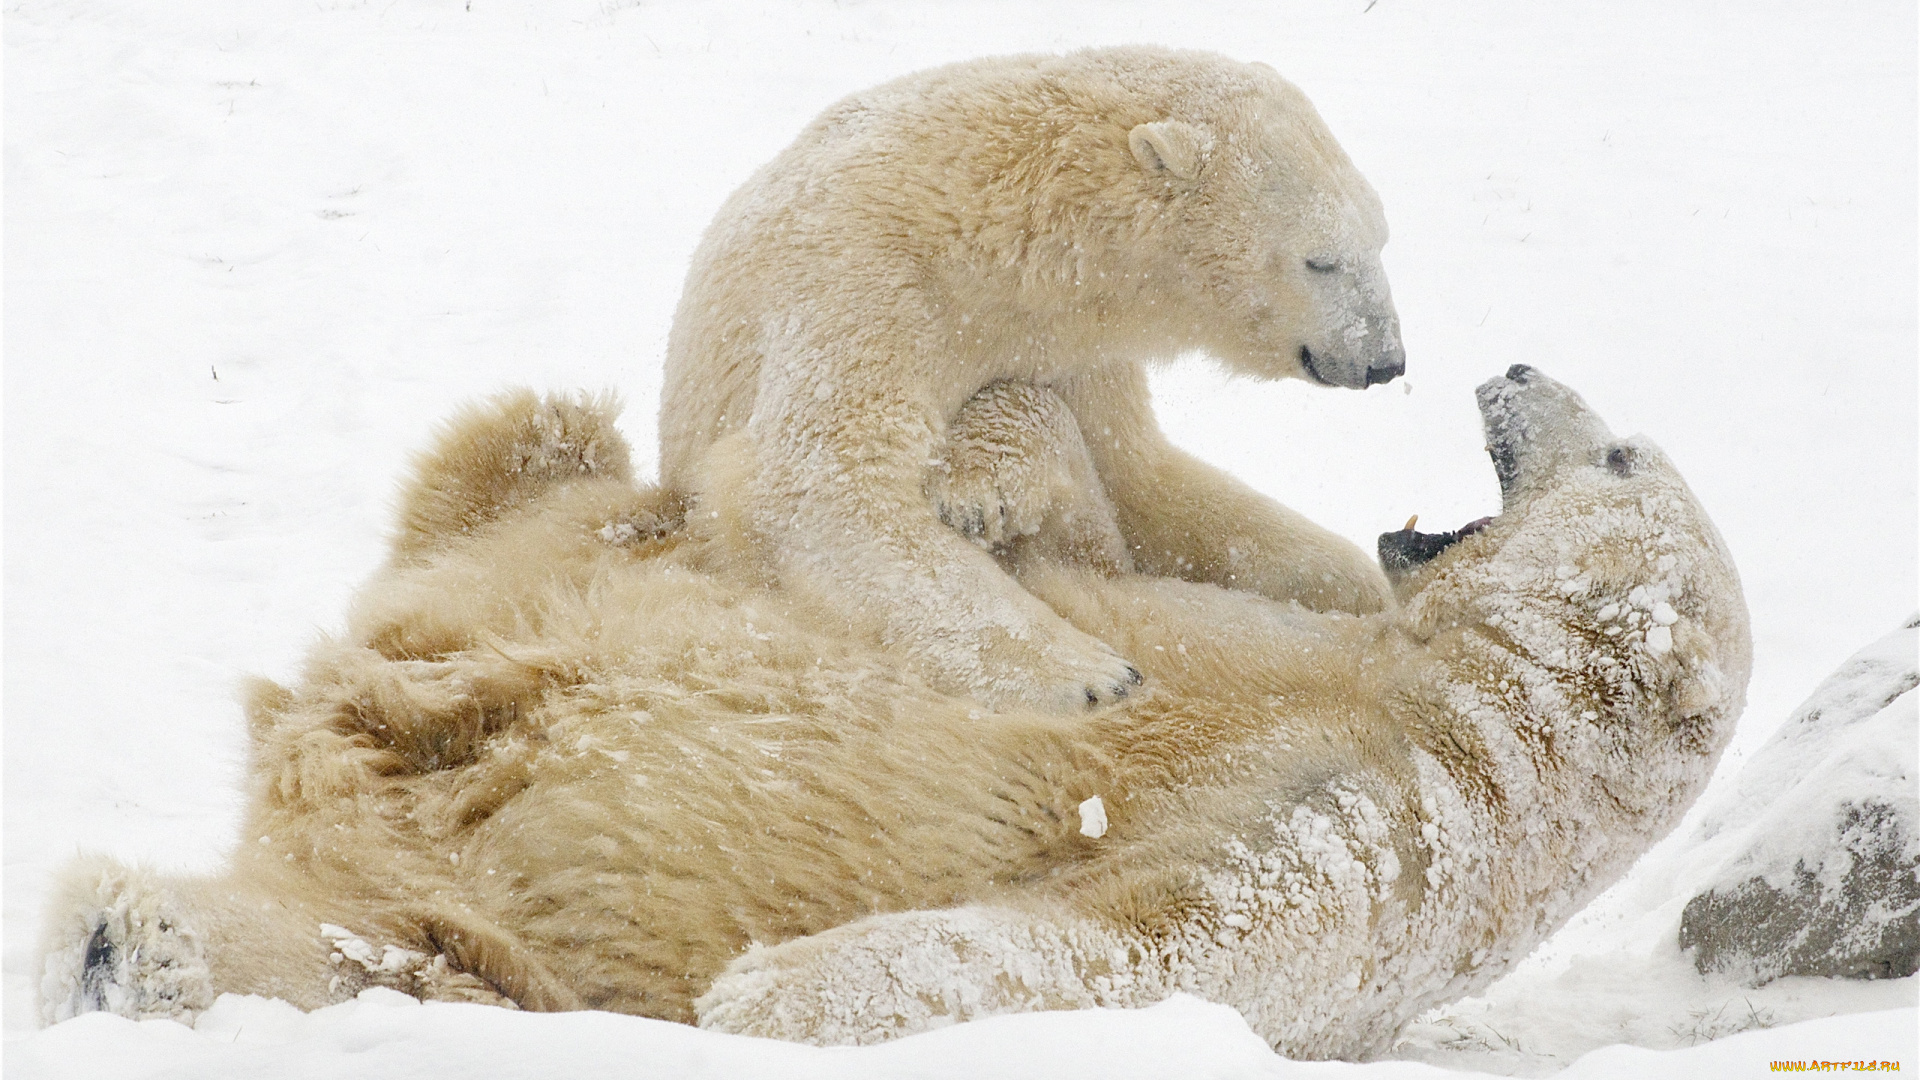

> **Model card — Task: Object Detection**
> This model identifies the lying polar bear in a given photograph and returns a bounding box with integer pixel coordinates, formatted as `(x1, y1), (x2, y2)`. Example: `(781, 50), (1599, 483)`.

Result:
(40, 368), (1748, 1059)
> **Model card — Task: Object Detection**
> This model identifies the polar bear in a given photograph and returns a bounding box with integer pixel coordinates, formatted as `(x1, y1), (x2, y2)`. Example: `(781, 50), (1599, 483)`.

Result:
(658, 46), (1405, 712)
(40, 367), (1748, 1059)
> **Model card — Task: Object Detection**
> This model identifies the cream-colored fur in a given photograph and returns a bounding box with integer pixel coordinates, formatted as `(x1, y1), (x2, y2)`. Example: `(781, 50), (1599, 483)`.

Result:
(41, 370), (1748, 1058)
(659, 47), (1406, 712)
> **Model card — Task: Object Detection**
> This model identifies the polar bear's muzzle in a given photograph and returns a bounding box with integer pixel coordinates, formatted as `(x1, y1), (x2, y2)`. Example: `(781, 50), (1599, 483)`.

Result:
(1298, 341), (1406, 389)
(1473, 363), (1618, 502)
(1478, 363), (1540, 497)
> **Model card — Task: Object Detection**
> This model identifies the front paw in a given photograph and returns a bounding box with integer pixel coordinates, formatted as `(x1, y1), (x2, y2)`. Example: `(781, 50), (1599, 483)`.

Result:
(929, 459), (1050, 548)
(696, 909), (1121, 1046)
(696, 927), (884, 1045)
(1045, 640), (1145, 710)
(979, 623), (1143, 712)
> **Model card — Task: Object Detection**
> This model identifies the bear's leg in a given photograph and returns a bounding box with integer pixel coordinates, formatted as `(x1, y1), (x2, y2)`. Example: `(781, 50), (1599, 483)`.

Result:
(930, 380), (1131, 576)
(1057, 366), (1393, 615)
(387, 389), (641, 564)
(37, 857), (537, 1024)
(37, 857), (353, 1023)
(693, 904), (1154, 1046)
(39, 858), (219, 1024)
(743, 361), (1141, 713)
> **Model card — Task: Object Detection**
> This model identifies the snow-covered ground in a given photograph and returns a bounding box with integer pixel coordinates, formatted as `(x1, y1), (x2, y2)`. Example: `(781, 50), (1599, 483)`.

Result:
(7, 991), (1916, 1080)
(5, 0), (1915, 1075)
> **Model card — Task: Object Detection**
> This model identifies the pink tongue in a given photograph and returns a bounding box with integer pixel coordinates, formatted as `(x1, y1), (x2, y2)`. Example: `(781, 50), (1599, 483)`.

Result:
(1457, 516), (1493, 537)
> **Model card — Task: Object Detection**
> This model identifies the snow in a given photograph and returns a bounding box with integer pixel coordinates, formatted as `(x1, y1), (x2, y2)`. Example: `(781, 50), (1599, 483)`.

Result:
(6, 990), (1913, 1080)
(1077, 795), (1108, 839)
(4, 0), (1914, 1076)
(6, 990), (1508, 1080)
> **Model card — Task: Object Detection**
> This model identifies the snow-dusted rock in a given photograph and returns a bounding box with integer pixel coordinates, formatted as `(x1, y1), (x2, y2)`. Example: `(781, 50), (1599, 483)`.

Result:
(1678, 616), (1919, 983)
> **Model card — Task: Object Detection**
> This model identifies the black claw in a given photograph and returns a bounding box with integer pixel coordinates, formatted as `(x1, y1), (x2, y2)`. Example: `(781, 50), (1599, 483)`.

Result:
(1086, 687), (1100, 706)
(84, 922), (114, 973)
(80, 922), (115, 1011)
(1125, 666), (1143, 685)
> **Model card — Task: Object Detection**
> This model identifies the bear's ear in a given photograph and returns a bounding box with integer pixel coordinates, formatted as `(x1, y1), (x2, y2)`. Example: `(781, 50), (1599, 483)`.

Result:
(1129, 120), (1208, 182)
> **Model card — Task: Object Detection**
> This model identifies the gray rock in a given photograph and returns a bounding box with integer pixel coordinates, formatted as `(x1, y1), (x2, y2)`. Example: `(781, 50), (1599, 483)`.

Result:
(1680, 800), (1918, 981)
(1678, 615), (1918, 985)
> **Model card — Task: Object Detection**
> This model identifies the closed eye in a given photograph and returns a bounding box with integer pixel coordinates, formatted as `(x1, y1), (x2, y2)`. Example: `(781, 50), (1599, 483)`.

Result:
(1305, 258), (1339, 274)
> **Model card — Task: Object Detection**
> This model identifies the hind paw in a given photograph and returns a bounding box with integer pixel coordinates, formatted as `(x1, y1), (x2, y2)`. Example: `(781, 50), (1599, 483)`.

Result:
(41, 865), (215, 1024)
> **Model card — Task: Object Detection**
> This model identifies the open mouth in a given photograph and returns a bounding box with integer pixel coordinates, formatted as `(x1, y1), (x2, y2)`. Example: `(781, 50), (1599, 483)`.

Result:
(1298, 345), (1332, 386)
(1377, 515), (1492, 576)
(1376, 366), (1528, 576)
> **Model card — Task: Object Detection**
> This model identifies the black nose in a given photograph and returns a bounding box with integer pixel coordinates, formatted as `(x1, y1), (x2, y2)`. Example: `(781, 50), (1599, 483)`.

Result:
(1366, 356), (1405, 387)
(1506, 364), (1535, 383)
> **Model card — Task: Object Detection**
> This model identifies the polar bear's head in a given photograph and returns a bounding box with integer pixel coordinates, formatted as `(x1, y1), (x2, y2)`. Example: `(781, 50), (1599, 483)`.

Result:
(1381, 365), (1705, 581)
(1127, 61), (1404, 389)
(1383, 366), (1751, 802)
(1384, 366), (1737, 601)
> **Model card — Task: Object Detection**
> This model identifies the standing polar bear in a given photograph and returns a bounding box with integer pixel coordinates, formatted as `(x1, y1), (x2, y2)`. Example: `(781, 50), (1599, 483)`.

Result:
(661, 47), (1406, 711)
(41, 368), (1750, 1060)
